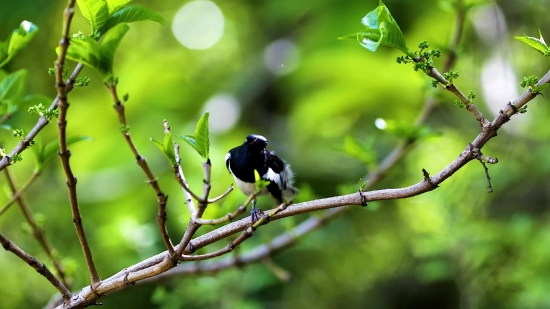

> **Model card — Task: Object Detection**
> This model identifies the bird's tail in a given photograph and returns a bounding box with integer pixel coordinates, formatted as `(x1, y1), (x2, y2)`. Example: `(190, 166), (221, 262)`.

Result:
(283, 185), (299, 199)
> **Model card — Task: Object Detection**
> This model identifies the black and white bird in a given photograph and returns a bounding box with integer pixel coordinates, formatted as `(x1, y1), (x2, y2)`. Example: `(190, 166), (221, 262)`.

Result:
(225, 134), (298, 219)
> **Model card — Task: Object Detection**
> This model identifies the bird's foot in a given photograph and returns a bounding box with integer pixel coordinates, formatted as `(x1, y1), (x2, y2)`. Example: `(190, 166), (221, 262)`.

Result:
(250, 208), (264, 223)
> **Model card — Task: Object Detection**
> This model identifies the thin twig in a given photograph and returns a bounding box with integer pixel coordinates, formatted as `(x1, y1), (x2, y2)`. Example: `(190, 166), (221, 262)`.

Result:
(105, 84), (173, 254)
(0, 171), (39, 217)
(194, 192), (254, 226)
(208, 185), (234, 203)
(169, 121), (196, 216)
(0, 232), (72, 301)
(54, 0), (100, 285)
(3, 168), (70, 288)
(181, 201), (291, 261)
(172, 160), (213, 260)
(0, 63), (84, 172)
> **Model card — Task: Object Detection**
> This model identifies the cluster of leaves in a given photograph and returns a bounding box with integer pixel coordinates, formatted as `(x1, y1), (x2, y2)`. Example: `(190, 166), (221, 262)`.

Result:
(60, 0), (166, 83)
(397, 41), (442, 74)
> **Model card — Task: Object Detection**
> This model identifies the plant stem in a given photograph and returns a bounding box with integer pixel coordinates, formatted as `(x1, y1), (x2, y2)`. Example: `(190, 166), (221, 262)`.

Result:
(54, 0), (100, 285)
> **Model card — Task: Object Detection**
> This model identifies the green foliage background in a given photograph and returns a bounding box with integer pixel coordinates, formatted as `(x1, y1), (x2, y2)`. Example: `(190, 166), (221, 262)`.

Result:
(1, 0), (550, 308)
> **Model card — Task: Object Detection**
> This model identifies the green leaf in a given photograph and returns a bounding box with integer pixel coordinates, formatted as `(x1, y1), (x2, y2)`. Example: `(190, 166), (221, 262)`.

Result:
(106, 0), (131, 15)
(254, 170), (270, 192)
(150, 137), (164, 154)
(163, 132), (176, 166)
(176, 134), (197, 153)
(150, 134), (176, 166)
(100, 6), (166, 36)
(0, 21), (38, 68)
(515, 30), (550, 56)
(99, 23), (129, 74)
(61, 36), (103, 74)
(339, 0), (412, 56)
(176, 112), (210, 160)
(193, 112), (210, 159)
(0, 69), (27, 106)
(38, 136), (92, 171)
(76, 0), (110, 32)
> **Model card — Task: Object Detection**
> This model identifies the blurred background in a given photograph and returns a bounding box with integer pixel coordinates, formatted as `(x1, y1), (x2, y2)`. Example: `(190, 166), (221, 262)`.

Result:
(1, 0), (550, 308)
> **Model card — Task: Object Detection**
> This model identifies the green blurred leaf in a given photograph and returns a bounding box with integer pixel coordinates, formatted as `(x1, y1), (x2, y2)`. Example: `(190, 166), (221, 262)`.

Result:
(339, 0), (412, 56)
(0, 21), (38, 68)
(0, 69), (27, 107)
(106, 0), (131, 15)
(23, 95), (53, 107)
(76, 0), (110, 32)
(61, 36), (103, 74)
(193, 112), (210, 159)
(100, 6), (166, 36)
(37, 136), (92, 171)
(99, 23), (129, 74)
(343, 135), (377, 166)
(515, 30), (550, 56)
(163, 131), (176, 166)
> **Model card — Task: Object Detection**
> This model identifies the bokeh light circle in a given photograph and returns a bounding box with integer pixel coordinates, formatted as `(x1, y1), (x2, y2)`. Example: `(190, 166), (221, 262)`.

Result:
(172, 1), (225, 50)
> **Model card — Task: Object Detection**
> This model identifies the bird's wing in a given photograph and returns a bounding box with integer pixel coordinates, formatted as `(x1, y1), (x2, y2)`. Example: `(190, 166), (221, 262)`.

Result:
(264, 152), (287, 189)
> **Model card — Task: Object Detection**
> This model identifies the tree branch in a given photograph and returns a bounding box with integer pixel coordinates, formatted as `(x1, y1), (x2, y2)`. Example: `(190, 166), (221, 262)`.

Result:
(54, 0), (100, 285)
(105, 84), (173, 254)
(0, 63), (84, 172)
(0, 232), (71, 301)
(3, 168), (70, 288)
(53, 67), (550, 306)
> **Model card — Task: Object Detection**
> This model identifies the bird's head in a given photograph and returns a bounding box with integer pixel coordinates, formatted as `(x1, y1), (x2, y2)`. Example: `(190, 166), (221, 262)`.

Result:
(244, 134), (268, 151)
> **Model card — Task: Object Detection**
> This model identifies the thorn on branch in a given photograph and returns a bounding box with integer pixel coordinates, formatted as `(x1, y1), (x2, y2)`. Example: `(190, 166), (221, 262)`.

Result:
(422, 168), (438, 188)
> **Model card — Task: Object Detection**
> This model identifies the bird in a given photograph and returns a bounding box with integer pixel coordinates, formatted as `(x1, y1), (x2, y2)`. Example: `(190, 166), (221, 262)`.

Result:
(225, 134), (299, 220)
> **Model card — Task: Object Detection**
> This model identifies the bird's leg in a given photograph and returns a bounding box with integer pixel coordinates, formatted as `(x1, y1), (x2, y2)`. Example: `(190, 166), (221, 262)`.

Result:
(250, 198), (263, 223)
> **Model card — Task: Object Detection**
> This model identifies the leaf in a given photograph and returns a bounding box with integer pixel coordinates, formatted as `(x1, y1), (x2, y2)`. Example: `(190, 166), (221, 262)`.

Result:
(163, 132), (176, 166)
(339, 0), (412, 56)
(106, 0), (131, 15)
(150, 134), (176, 166)
(99, 23), (129, 74)
(176, 112), (210, 160)
(100, 6), (166, 36)
(515, 31), (550, 56)
(176, 134), (197, 153)
(254, 170), (270, 192)
(193, 112), (210, 159)
(150, 137), (164, 154)
(0, 69), (27, 106)
(0, 21), (38, 68)
(60, 36), (103, 74)
(38, 136), (92, 171)
(76, 0), (110, 32)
